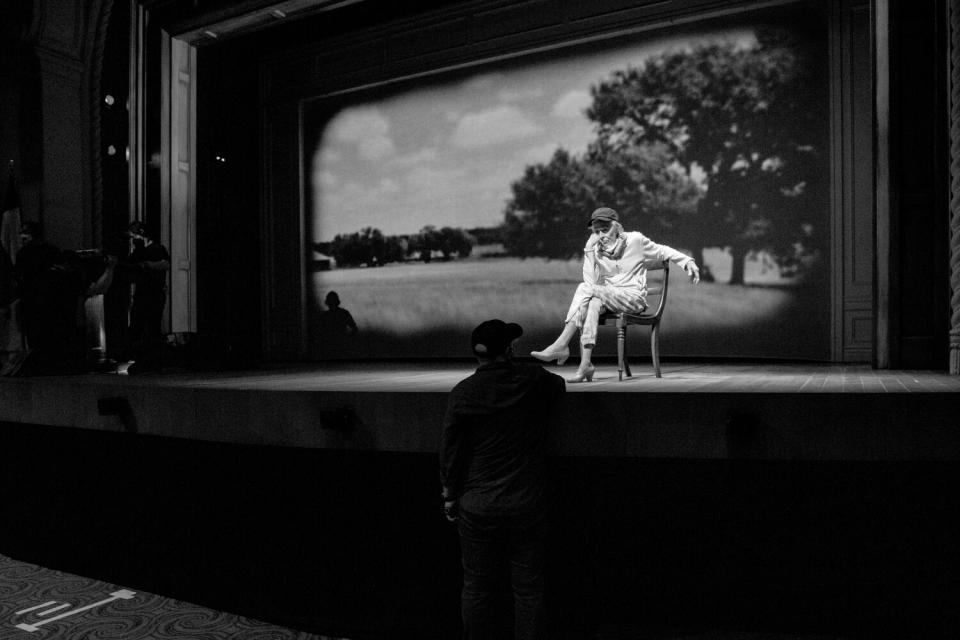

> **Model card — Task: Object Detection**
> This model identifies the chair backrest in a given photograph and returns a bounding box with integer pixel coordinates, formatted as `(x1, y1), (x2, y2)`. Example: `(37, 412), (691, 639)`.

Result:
(644, 259), (670, 320)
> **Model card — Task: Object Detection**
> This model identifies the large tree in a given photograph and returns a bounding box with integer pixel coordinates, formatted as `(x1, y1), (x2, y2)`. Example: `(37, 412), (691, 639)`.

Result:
(586, 27), (827, 284)
(583, 139), (702, 243)
(502, 142), (701, 260)
(503, 149), (605, 259)
(437, 226), (476, 260)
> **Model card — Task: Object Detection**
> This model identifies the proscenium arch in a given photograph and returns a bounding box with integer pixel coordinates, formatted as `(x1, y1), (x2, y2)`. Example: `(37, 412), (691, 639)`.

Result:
(270, 0), (868, 363)
(131, 0), (959, 369)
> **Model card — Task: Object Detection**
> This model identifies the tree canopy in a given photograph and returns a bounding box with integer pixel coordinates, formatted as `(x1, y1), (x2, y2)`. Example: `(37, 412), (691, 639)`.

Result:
(503, 27), (828, 283)
(503, 149), (603, 259)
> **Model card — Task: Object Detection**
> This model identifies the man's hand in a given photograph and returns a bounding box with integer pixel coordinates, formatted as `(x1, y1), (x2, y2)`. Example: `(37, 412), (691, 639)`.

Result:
(442, 493), (459, 522)
(584, 233), (600, 251)
(684, 261), (700, 284)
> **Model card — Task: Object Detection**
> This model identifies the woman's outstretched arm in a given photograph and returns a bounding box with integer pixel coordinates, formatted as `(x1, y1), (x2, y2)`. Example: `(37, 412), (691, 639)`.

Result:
(641, 236), (700, 283)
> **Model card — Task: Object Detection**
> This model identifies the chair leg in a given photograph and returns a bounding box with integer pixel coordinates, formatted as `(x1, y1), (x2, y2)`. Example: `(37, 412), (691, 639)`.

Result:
(622, 326), (631, 379)
(617, 320), (626, 381)
(650, 322), (661, 378)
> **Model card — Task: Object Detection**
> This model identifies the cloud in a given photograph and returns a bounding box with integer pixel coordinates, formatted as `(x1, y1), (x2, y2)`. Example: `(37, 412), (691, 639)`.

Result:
(320, 165), (474, 237)
(521, 142), (562, 165)
(317, 146), (342, 165)
(460, 72), (506, 93)
(357, 136), (395, 160)
(330, 107), (388, 141)
(405, 165), (467, 192)
(314, 170), (339, 190)
(388, 147), (440, 169)
(317, 152), (532, 238)
(328, 107), (395, 160)
(450, 105), (543, 149)
(551, 90), (592, 119)
(498, 86), (545, 103)
(378, 177), (400, 193)
(316, 146), (341, 165)
(400, 160), (516, 226)
(473, 158), (525, 198)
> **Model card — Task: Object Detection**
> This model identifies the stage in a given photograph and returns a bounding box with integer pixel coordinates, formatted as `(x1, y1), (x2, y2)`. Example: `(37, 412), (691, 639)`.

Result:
(1, 361), (959, 461)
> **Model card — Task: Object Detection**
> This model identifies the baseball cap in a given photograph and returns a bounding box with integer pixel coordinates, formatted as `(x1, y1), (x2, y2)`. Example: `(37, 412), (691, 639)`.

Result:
(587, 207), (619, 228)
(471, 319), (523, 357)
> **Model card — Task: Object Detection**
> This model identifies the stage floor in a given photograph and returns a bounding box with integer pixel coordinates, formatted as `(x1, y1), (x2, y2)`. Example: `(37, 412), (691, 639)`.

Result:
(2, 361), (959, 460)
(10, 360), (960, 392)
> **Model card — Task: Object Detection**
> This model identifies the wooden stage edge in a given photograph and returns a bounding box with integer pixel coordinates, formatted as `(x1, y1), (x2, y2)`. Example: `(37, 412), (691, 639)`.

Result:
(2, 361), (959, 461)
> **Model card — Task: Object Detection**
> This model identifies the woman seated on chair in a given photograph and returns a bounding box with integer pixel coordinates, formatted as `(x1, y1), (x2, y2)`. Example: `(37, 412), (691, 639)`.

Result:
(531, 207), (700, 383)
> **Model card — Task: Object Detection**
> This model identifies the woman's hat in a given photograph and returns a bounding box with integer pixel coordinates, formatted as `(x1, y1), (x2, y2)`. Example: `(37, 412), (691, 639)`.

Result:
(587, 207), (619, 227)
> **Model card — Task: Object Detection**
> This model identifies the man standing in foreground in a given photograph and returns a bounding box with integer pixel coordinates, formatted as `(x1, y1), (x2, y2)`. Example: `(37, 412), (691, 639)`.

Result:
(439, 319), (566, 640)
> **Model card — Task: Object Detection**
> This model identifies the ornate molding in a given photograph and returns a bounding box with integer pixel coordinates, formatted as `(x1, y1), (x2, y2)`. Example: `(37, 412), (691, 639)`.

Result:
(89, 0), (113, 248)
(33, 0), (86, 62)
(951, 0), (960, 373)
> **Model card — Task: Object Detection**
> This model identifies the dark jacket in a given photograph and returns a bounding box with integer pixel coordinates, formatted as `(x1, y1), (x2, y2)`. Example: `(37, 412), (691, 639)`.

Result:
(439, 361), (565, 516)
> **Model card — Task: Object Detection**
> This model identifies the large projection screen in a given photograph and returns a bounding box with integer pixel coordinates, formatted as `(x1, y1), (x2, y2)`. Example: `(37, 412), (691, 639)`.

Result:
(303, 4), (830, 361)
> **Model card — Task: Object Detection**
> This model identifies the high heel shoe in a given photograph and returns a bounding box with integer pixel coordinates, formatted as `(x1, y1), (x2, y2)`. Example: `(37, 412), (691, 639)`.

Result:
(530, 345), (570, 365)
(566, 364), (595, 383)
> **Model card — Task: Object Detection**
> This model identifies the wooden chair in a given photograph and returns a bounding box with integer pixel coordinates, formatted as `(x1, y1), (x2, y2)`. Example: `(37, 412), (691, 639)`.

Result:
(599, 260), (670, 380)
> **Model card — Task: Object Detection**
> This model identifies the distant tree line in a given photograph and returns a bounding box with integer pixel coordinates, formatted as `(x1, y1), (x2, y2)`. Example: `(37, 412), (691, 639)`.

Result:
(315, 226), (476, 268)
(466, 226), (503, 246)
(502, 27), (828, 285)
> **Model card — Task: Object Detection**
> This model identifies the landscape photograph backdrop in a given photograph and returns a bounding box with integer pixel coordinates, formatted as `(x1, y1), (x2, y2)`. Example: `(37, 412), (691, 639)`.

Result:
(302, 3), (830, 362)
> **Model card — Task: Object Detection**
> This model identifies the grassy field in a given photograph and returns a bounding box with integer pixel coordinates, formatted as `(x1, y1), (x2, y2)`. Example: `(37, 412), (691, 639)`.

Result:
(309, 255), (830, 360)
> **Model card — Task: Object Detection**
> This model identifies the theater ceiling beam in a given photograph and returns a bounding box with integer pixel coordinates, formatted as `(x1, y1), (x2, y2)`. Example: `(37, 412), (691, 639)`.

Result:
(139, 0), (366, 46)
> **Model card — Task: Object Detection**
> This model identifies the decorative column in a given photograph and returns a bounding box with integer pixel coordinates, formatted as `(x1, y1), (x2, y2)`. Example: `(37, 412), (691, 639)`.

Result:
(951, 0), (960, 374)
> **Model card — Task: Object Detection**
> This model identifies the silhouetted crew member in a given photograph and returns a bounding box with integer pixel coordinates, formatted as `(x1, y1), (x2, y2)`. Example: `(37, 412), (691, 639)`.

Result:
(125, 221), (170, 366)
(319, 291), (357, 336)
(0, 240), (15, 318)
(317, 290), (358, 358)
(15, 222), (63, 355)
(440, 319), (565, 640)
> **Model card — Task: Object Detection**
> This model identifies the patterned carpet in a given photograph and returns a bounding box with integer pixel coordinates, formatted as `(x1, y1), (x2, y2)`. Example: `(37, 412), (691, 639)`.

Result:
(0, 554), (857, 640)
(0, 554), (348, 640)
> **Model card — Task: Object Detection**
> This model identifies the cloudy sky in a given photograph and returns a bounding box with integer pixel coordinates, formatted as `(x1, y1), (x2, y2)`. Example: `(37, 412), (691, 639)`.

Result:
(309, 28), (754, 242)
